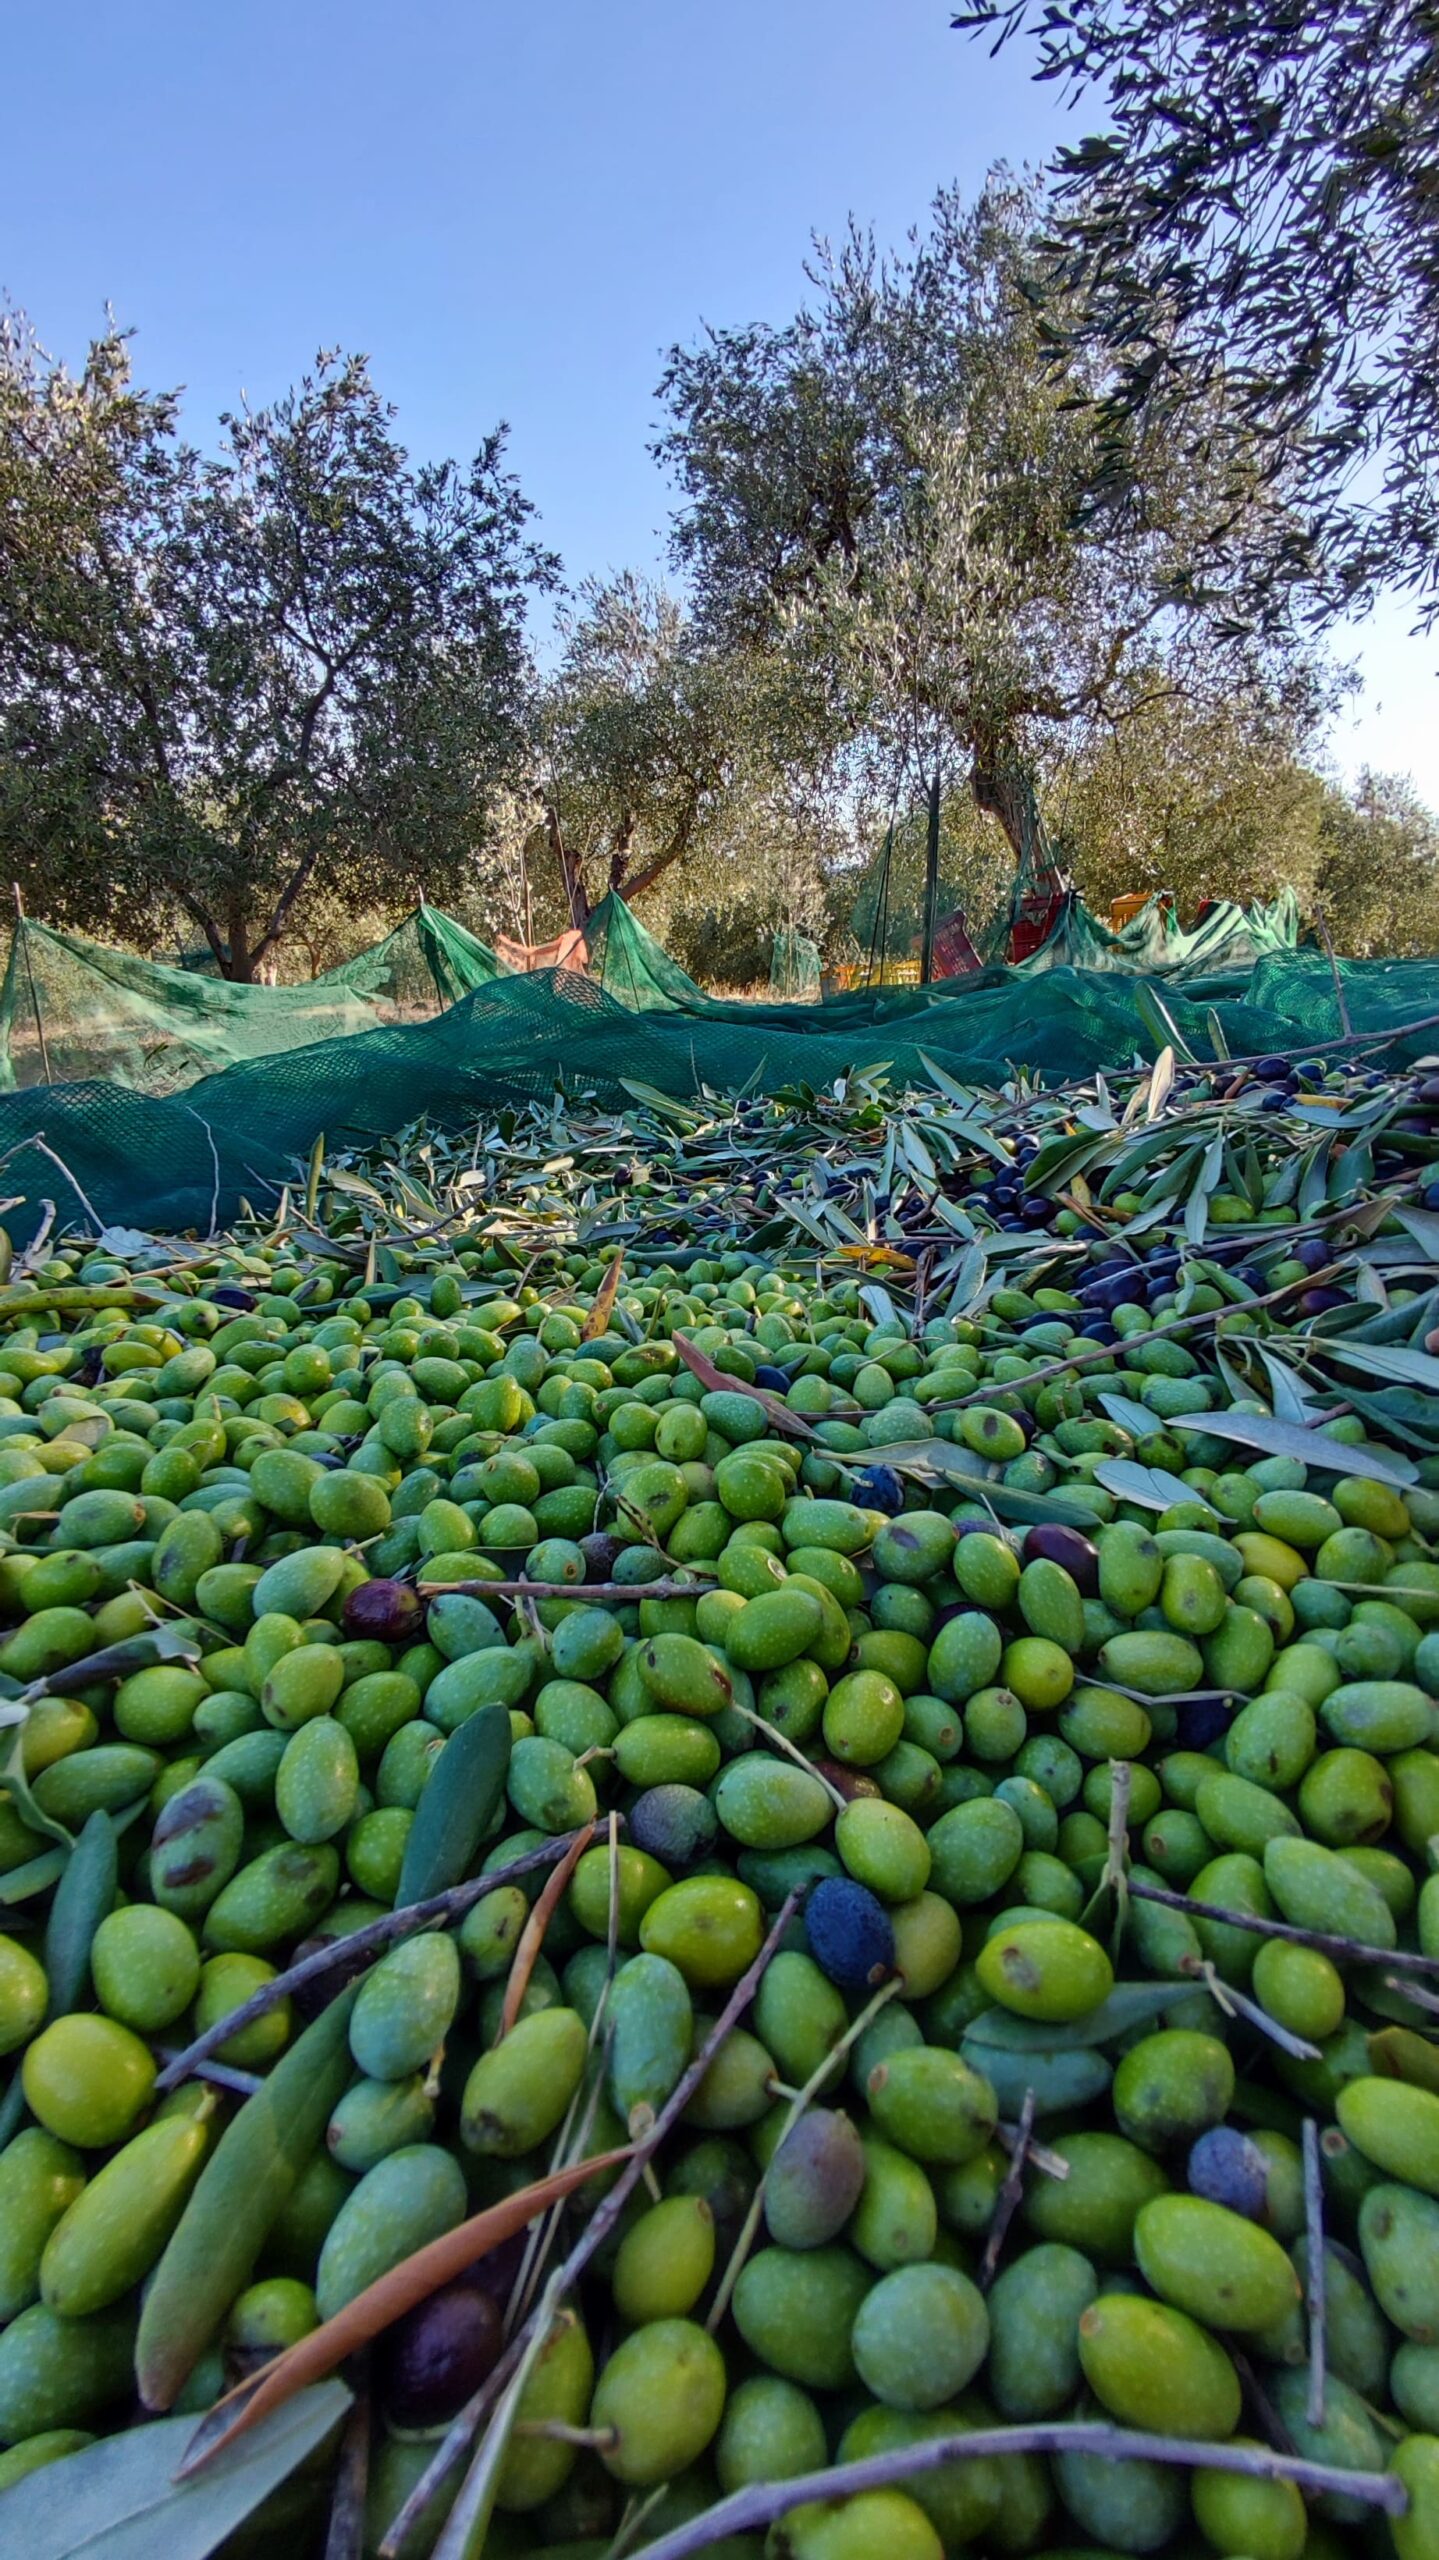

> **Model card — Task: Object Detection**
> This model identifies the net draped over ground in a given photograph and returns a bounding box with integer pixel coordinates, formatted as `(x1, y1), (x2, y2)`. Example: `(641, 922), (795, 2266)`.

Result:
(3, 912), (1439, 1244)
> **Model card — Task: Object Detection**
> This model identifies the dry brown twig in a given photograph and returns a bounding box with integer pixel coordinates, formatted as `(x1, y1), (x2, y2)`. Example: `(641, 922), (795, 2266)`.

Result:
(380, 1893), (804, 2560)
(418, 1576), (716, 1602)
(497, 1822), (595, 2040)
(621, 2423), (1405, 2560)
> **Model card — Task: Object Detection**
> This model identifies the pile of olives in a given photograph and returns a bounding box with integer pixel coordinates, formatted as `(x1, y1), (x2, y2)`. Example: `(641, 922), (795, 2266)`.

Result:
(0, 1221), (1436, 2560)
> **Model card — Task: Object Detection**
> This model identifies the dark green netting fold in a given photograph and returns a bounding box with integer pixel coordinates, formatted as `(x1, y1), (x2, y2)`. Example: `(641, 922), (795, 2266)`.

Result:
(770, 930), (822, 1001)
(4, 938), (1439, 1245)
(1014, 887), (1302, 977)
(580, 893), (710, 1008)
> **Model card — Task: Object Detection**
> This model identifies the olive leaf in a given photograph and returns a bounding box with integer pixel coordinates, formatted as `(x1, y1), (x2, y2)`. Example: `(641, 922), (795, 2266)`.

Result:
(0, 2382), (351, 2560)
(1253, 1347), (1319, 1425)
(916, 1058), (1012, 1160)
(43, 1810), (118, 2015)
(1329, 1137), (1374, 1205)
(1183, 1129), (1226, 1246)
(1146, 1045), (1176, 1121)
(1093, 1458), (1196, 1511)
(137, 1987), (362, 2412)
(963, 1980), (1197, 2055)
(580, 1250), (626, 1341)
(1132, 983), (1196, 1064)
(395, 1701), (513, 1908)
(945, 1239), (988, 1315)
(1096, 1392), (1157, 1439)
(840, 1443), (1097, 1526)
(1168, 1408), (1417, 1487)
(1327, 1381), (1439, 1455)
(961, 2039), (1112, 2116)
(1396, 1204), (1439, 1260)
(673, 1333), (818, 1442)
(1023, 1132), (1115, 1197)
(0, 1844), (67, 1904)
(1324, 1338), (1439, 1393)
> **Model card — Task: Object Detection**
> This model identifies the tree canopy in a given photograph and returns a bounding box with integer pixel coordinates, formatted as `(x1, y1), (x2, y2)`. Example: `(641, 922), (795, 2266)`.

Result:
(955, 0), (1439, 627)
(655, 181), (1325, 866)
(0, 318), (555, 976)
(524, 571), (836, 944)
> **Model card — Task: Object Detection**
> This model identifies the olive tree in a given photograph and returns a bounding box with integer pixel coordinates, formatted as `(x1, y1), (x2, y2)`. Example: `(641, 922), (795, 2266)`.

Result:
(956, 0), (1439, 627)
(655, 181), (1322, 870)
(0, 317), (555, 977)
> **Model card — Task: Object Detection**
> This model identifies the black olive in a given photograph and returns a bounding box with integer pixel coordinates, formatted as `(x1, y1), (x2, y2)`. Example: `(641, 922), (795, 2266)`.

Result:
(378, 2281), (504, 2426)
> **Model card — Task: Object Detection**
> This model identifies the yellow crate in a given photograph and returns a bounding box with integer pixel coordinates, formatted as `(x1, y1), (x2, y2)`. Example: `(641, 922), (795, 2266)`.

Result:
(1108, 891), (1150, 930)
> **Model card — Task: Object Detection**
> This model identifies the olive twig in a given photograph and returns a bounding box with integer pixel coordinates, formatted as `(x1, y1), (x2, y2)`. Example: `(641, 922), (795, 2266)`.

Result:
(1180, 1956), (1322, 2063)
(1302, 2117), (1328, 2429)
(418, 1577), (716, 1601)
(1131, 1877), (1439, 1975)
(994, 2118), (1070, 2179)
(322, 2369), (371, 2560)
(154, 1829), (602, 2093)
(511, 2419), (619, 2450)
(622, 2423), (1406, 2560)
(932, 1261), (1358, 1411)
(980, 2084), (1036, 2289)
(707, 1973), (903, 2335)
(155, 2048), (262, 2098)
(385, 1894), (803, 2560)
(1384, 1972), (1439, 2016)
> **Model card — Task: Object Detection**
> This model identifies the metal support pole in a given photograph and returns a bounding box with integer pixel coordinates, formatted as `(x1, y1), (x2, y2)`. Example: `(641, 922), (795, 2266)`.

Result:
(12, 884), (51, 1084)
(920, 767), (941, 986)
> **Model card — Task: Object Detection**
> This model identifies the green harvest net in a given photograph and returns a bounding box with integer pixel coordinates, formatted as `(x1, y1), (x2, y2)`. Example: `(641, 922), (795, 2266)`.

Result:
(770, 929), (823, 1001)
(4, 921), (1439, 1245)
(847, 767), (1302, 984)
(580, 894), (710, 1009)
(0, 904), (499, 1093)
(1015, 887), (1302, 978)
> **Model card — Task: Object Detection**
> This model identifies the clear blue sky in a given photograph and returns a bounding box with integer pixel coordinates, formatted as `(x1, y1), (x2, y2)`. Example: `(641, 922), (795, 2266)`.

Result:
(5, 0), (1433, 796)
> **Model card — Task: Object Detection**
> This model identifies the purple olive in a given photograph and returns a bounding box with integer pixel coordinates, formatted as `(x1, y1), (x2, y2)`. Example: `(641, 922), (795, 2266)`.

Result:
(580, 1530), (626, 1579)
(458, 2229), (527, 2301)
(342, 1578), (424, 1643)
(378, 2281), (504, 2425)
(1022, 1522), (1100, 1593)
(812, 1760), (882, 1804)
(1299, 1286), (1349, 1315)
